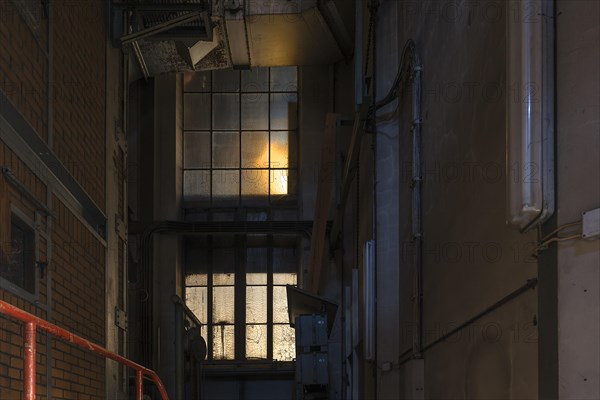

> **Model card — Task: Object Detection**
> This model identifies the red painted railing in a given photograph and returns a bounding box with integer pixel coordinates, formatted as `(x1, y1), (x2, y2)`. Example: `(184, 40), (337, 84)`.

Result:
(0, 299), (170, 400)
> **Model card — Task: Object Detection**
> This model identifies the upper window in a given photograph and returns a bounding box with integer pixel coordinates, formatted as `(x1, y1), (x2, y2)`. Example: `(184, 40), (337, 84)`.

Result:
(0, 214), (36, 294)
(182, 67), (298, 205)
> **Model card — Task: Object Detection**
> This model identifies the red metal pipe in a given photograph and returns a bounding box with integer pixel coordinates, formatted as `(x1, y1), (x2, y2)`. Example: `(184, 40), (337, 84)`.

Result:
(0, 300), (170, 400)
(24, 322), (36, 400)
(136, 370), (144, 400)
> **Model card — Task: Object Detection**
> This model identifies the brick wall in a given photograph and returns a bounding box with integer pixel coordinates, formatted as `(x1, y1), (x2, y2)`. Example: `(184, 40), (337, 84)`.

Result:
(0, 0), (49, 141)
(51, 0), (106, 211)
(0, 0), (110, 398)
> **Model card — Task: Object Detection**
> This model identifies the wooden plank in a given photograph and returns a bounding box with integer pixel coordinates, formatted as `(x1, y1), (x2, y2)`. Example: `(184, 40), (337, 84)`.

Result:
(308, 113), (339, 294)
(330, 97), (371, 249)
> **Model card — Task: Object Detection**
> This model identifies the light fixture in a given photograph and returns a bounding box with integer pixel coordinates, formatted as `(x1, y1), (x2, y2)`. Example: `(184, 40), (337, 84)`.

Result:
(506, 0), (554, 231)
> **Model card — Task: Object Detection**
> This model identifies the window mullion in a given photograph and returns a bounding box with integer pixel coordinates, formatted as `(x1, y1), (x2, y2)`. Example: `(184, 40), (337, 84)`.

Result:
(267, 234), (274, 360)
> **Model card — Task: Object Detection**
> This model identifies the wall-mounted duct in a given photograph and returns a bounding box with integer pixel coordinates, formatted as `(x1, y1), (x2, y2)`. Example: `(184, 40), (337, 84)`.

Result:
(506, 0), (555, 231)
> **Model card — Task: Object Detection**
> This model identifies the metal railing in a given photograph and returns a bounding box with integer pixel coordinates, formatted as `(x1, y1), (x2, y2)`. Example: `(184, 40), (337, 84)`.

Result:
(0, 299), (170, 400)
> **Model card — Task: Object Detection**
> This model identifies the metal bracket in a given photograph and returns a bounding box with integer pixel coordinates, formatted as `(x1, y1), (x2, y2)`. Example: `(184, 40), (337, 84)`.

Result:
(115, 307), (128, 331)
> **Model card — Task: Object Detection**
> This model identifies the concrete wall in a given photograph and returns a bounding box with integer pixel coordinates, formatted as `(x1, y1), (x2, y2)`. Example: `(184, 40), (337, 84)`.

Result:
(555, 1), (600, 398)
(371, 1), (540, 398)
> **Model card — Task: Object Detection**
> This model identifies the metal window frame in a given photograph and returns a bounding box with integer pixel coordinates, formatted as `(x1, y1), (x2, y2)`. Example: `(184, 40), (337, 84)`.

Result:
(184, 233), (298, 362)
(182, 67), (299, 206)
(0, 205), (40, 303)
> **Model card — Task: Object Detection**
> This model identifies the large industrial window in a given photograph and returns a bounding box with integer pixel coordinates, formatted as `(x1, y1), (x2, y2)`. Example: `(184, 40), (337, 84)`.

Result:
(0, 214), (36, 294)
(182, 67), (298, 204)
(184, 234), (297, 362)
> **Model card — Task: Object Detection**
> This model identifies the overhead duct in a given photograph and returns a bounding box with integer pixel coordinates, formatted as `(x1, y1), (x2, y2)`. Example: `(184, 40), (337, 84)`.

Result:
(113, 0), (353, 79)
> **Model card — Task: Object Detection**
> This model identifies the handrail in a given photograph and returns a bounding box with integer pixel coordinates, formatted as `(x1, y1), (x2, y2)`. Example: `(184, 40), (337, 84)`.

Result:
(0, 299), (170, 400)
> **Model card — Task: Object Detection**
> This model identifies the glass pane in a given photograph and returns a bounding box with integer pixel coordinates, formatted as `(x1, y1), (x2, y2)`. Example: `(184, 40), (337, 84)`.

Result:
(273, 286), (289, 323)
(242, 68), (269, 92)
(213, 248), (235, 285)
(212, 132), (240, 168)
(270, 93), (297, 130)
(185, 287), (208, 324)
(213, 170), (240, 199)
(184, 131), (211, 169)
(270, 169), (289, 195)
(273, 248), (297, 285)
(213, 324), (235, 360)
(185, 242), (209, 284)
(184, 71), (211, 92)
(242, 94), (268, 130)
(183, 170), (210, 201)
(213, 286), (235, 323)
(246, 286), (267, 324)
(213, 69), (240, 92)
(246, 248), (267, 284)
(184, 93), (211, 130)
(186, 272), (208, 286)
(273, 324), (295, 361)
(242, 131), (269, 168)
(213, 94), (240, 130)
(246, 325), (267, 359)
(242, 170), (269, 196)
(270, 131), (289, 168)
(270, 66), (297, 92)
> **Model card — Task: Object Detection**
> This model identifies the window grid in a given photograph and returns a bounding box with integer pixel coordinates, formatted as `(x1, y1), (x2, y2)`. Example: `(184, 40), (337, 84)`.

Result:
(184, 235), (297, 362)
(183, 67), (298, 205)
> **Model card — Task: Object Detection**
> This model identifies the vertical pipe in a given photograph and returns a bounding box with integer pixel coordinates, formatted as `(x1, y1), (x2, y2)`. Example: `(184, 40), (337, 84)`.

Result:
(411, 59), (423, 355)
(136, 370), (143, 400)
(174, 300), (184, 400)
(24, 322), (36, 400)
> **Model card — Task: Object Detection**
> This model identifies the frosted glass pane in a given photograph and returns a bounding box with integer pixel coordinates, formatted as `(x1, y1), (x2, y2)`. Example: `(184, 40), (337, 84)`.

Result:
(273, 325), (295, 361)
(242, 131), (269, 168)
(246, 286), (267, 324)
(273, 248), (297, 285)
(270, 131), (288, 168)
(270, 169), (289, 195)
(246, 248), (267, 284)
(213, 324), (235, 360)
(213, 287), (235, 323)
(273, 286), (289, 323)
(213, 94), (240, 130)
(270, 67), (297, 92)
(184, 71), (211, 92)
(242, 68), (268, 92)
(212, 132), (240, 168)
(213, 170), (240, 199)
(186, 272), (208, 286)
(242, 94), (268, 130)
(246, 325), (267, 359)
(270, 93), (297, 130)
(183, 170), (210, 201)
(213, 69), (240, 92)
(185, 287), (208, 324)
(242, 170), (269, 196)
(184, 93), (210, 130)
(184, 131), (211, 168)
(213, 248), (235, 285)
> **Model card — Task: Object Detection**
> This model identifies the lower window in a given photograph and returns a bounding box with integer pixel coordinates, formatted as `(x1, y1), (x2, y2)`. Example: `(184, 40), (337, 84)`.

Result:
(184, 234), (298, 361)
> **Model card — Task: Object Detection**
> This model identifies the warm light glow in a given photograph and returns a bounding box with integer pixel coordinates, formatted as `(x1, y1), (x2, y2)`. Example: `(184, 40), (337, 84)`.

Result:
(248, 136), (289, 195)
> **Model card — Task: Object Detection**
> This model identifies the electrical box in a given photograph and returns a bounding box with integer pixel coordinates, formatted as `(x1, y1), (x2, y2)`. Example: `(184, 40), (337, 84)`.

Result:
(296, 352), (329, 385)
(295, 314), (328, 351)
(582, 208), (600, 240)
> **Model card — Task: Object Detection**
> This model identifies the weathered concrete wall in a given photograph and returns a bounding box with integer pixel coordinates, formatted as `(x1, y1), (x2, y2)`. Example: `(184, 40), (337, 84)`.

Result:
(373, 1), (540, 398)
(556, 1), (600, 398)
